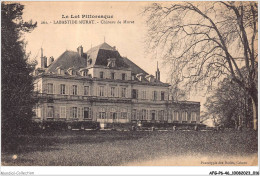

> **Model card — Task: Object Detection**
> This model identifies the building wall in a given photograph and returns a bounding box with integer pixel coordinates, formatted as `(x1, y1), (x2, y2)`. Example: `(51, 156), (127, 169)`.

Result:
(34, 75), (200, 124)
(88, 66), (131, 80)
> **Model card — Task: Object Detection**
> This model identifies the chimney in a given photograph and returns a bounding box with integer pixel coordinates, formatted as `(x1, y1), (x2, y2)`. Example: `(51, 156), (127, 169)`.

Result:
(40, 48), (47, 68)
(48, 56), (54, 66)
(155, 61), (160, 81)
(77, 45), (83, 57)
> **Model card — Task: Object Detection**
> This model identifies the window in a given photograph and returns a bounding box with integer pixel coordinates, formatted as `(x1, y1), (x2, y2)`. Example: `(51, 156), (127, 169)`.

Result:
(122, 73), (126, 80)
(141, 109), (147, 120)
(182, 111), (188, 121)
(99, 108), (106, 119)
(72, 107), (77, 118)
(99, 86), (104, 97)
(111, 87), (115, 97)
(72, 85), (77, 95)
(84, 107), (90, 119)
(47, 106), (54, 118)
(132, 109), (137, 120)
(161, 110), (165, 121)
(151, 110), (156, 121)
(141, 90), (146, 99)
(173, 111), (179, 121)
(111, 61), (115, 67)
(60, 84), (66, 95)
(111, 72), (115, 80)
(153, 91), (157, 100)
(100, 72), (104, 79)
(84, 86), (89, 96)
(158, 110), (164, 121)
(60, 106), (66, 118)
(109, 108), (117, 119)
(71, 70), (76, 75)
(191, 112), (197, 121)
(82, 71), (88, 76)
(132, 89), (138, 99)
(121, 109), (127, 119)
(121, 87), (126, 98)
(47, 83), (53, 94)
(161, 91), (165, 101)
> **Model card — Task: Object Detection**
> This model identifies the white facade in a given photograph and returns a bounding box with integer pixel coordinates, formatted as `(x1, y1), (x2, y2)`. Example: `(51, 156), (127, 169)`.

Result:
(34, 42), (200, 125)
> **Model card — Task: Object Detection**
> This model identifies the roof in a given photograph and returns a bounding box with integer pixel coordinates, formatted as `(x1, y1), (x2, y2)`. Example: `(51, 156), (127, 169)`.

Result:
(46, 51), (87, 73)
(44, 42), (164, 84)
(121, 57), (148, 75)
(46, 42), (146, 73)
(86, 42), (128, 68)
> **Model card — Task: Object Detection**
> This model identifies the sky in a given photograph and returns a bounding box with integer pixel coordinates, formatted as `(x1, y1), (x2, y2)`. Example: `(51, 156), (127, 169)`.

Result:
(21, 1), (209, 119)
(22, 2), (162, 79)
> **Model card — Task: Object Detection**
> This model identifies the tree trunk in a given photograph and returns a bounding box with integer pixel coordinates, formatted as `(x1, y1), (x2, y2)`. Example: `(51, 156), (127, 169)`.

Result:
(252, 97), (257, 130)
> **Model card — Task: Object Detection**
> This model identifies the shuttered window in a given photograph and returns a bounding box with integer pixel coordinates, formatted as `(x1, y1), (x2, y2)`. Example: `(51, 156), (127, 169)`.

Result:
(60, 84), (66, 95)
(191, 112), (197, 121)
(47, 83), (53, 94)
(121, 87), (126, 98)
(84, 86), (89, 96)
(47, 106), (54, 118)
(60, 106), (66, 118)
(72, 85), (77, 95)
(72, 107), (77, 118)
(132, 109), (137, 120)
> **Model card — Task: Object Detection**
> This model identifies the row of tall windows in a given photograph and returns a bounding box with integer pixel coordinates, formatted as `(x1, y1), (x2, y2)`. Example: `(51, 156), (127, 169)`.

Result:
(46, 106), (91, 119)
(100, 72), (127, 80)
(132, 89), (165, 100)
(47, 84), (166, 100)
(130, 110), (198, 122)
(45, 106), (197, 121)
(98, 86), (127, 97)
(47, 83), (90, 96)
(172, 111), (197, 121)
(98, 108), (128, 119)
(131, 109), (165, 121)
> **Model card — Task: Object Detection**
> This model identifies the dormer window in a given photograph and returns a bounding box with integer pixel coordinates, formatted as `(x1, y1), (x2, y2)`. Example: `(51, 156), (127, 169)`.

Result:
(136, 73), (144, 81)
(88, 59), (92, 65)
(83, 71), (88, 76)
(107, 58), (116, 68)
(79, 69), (88, 77)
(57, 67), (65, 75)
(67, 68), (76, 76)
(145, 75), (155, 82)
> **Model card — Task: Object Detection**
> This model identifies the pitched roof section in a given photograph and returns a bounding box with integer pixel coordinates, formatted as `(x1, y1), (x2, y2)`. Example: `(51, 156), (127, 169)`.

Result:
(121, 57), (148, 75)
(86, 42), (128, 68)
(45, 42), (148, 76)
(46, 51), (87, 73)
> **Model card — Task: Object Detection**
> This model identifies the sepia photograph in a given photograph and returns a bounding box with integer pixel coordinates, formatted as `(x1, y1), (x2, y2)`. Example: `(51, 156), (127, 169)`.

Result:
(1, 0), (258, 174)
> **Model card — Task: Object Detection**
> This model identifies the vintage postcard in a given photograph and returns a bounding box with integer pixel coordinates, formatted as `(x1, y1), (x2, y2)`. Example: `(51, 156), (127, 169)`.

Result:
(1, 1), (258, 175)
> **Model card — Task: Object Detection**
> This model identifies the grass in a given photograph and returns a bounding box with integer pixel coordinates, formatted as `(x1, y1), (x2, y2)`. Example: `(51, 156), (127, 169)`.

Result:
(1, 129), (258, 166)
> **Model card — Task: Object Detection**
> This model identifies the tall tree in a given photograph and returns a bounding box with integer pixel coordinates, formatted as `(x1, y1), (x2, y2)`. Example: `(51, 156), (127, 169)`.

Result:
(203, 77), (253, 128)
(143, 2), (258, 129)
(1, 2), (37, 152)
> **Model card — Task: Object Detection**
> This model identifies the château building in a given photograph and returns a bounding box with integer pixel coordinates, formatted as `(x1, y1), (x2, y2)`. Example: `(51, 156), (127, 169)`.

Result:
(33, 42), (200, 129)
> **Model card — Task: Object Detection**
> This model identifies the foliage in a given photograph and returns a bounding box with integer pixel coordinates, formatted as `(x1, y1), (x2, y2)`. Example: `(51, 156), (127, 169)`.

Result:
(1, 2), (37, 152)
(204, 77), (253, 128)
(143, 2), (258, 129)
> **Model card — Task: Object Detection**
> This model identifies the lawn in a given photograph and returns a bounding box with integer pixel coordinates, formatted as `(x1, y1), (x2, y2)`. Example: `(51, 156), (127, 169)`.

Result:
(1, 130), (258, 166)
